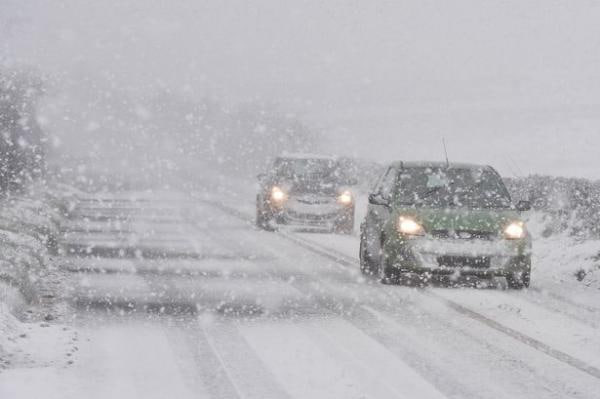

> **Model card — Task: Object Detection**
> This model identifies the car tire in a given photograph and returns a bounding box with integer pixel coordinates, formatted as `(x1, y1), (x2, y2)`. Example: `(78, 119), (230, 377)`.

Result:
(380, 267), (399, 285)
(378, 257), (398, 284)
(380, 265), (427, 287)
(336, 222), (354, 235)
(506, 269), (530, 289)
(377, 236), (397, 284)
(359, 235), (377, 276)
(255, 201), (273, 231)
(335, 213), (354, 235)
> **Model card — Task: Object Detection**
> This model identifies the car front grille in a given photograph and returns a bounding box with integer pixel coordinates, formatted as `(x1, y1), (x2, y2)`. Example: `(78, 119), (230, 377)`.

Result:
(437, 256), (491, 268)
(295, 197), (335, 205)
(285, 210), (339, 222)
(430, 230), (496, 240)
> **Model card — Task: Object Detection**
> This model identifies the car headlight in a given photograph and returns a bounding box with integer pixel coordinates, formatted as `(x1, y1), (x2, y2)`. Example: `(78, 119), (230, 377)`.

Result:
(270, 186), (287, 202)
(397, 216), (425, 236)
(504, 221), (525, 239)
(337, 190), (353, 205)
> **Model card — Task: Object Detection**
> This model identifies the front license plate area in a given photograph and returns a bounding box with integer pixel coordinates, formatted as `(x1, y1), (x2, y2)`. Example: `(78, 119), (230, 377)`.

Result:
(437, 256), (490, 268)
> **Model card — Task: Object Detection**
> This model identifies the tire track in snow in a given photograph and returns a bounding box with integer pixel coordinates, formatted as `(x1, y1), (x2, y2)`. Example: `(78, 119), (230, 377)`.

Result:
(204, 198), (600, 383)
(89, 197), (290, 399)
(428, 291), (600, 379)
(68, 197), (270, 399)
(133, 263), (248, 399)
(194, 201), (457, 398)
(163, 318), (243, 399)
(198, 200), (544, 397)
(179, 205), (293, 399)
(83, 193), (595, 397)
(286, 231), (600, 382)
(501, 291), (599, 329)
(202, 320), (292, 399)
(529, 287), (600, 314)
(244, 229), (590, 398)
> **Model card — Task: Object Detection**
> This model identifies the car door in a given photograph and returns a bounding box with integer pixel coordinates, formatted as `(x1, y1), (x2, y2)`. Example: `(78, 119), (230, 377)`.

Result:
(363, 165), (397, 262)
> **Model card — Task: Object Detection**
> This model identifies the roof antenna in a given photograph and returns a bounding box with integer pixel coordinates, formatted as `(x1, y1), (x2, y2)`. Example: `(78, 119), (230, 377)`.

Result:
(442, 137), (450, 167)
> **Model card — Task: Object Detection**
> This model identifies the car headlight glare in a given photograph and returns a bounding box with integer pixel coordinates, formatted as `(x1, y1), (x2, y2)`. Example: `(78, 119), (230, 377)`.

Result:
(270, 186), (286, 202)
(504, 222), (525, 239)
(397, 216), (424, 236)
(337, 191), (353, 205)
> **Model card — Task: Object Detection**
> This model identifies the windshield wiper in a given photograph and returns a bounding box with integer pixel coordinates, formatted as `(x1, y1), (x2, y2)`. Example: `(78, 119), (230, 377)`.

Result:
(417, 185), (444, 200)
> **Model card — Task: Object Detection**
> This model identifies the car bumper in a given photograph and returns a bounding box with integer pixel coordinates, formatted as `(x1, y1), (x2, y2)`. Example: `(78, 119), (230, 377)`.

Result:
(384, 237), (531, 276)
(390, 263), (526, 278)
(272, 203), (353, 227)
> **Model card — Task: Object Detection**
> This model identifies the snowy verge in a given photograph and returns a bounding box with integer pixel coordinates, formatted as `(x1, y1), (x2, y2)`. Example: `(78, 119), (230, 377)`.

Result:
(527, 212), (600, 293)
(0, 184), (63, 303)
(0, 284), (79, 371)
(0, 183), (78, 372)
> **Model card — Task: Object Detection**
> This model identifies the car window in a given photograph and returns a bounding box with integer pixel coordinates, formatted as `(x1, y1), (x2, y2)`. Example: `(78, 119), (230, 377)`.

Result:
(274, 158), (345, 181)
(375, 166), (397, 200)
(394, 166), (512, 209)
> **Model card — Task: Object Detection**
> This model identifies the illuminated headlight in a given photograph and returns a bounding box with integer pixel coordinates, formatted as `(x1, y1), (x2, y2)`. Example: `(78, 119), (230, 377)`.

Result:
(270, 186), (287, 202)
(504, 222), (525, 239)
(397, 216), (425, 236)
(337, 190), (353, 205)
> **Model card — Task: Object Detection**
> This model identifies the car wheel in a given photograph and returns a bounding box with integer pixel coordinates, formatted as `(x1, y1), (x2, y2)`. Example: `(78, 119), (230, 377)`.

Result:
(255, 202), (273, 231)
(336, 222), (354, 235)
(380, 267), (399, 285)
(359, 236), (376, 276)
(378, 256), (398, 285)
(380, 263), (426, 287)
(522, 269), (531, 288)
(506, 270), (530, 289)
(335, 213), (354, 235)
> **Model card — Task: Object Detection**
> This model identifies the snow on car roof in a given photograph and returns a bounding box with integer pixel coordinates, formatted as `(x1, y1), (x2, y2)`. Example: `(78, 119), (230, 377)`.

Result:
(391, 161), (493, 170)
(278, 153), (338, 161)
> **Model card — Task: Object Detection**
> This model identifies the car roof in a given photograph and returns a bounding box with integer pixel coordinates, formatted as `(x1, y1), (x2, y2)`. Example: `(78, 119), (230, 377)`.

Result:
(277, 153), (338, 161)
(389, 161), (493, 170)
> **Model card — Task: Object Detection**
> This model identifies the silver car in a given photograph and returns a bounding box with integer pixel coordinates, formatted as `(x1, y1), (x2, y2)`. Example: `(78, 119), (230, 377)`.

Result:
(256, 154), (356, 234)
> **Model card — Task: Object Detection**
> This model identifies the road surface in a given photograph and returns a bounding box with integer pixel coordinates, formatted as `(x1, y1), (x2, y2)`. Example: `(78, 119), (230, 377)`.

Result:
(2, 188), (600, 399)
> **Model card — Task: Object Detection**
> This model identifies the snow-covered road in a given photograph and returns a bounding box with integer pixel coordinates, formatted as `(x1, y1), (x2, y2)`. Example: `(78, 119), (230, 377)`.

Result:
(2, 189), (600, 399)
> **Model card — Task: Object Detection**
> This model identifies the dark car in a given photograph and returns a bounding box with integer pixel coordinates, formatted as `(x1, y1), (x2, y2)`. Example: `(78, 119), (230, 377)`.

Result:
(359, 162), (532, 288)
(256, 154), (357, 233)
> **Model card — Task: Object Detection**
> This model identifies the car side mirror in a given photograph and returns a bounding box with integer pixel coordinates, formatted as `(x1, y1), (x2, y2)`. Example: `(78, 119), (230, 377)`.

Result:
(369, 193), (391, 208)
(516, 200), (532, 212)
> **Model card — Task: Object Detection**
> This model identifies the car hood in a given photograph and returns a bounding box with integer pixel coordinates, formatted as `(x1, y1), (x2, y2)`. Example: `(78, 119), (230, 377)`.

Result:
(394, 206), (522, 234)
(277, 179), (345, 196)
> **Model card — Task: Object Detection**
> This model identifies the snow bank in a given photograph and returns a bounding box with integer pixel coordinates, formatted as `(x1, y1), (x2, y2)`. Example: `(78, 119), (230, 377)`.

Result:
(527, 212), (600, 291)
(1, 286), (78, 371)
(0, 185), (63, 300)
(0, 183), (74, 369)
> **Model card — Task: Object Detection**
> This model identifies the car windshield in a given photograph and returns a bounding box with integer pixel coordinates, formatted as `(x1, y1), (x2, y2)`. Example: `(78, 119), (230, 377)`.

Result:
(275, 158), (344, 181)
(395, 166), (512, 209)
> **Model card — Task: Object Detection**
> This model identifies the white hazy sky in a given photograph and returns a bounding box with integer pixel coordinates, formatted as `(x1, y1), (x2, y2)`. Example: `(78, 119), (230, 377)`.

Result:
(3, 0), (600, 178)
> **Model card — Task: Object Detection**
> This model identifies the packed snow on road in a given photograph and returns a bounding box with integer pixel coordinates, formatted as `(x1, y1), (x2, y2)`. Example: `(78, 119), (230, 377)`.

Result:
(1, 1), (600, 398)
